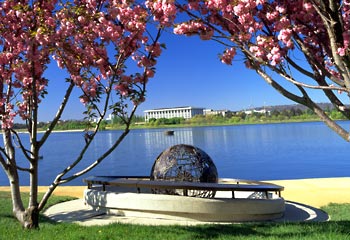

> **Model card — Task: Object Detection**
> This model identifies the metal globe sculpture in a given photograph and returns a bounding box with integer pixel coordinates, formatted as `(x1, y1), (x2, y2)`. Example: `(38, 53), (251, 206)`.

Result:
(150, 144), (218, 198)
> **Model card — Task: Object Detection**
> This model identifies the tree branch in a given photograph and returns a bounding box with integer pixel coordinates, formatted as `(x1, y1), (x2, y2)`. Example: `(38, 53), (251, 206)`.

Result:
(10, 129), (34, 163)
(276, 66), (348, 92)
(254, 65), (307, 105)
(38, 81), (75, 148)
(38, 59), (124, 211)
(16, 165), (31, 172)
(0, 152), (8, 171)
(311, 0), (350, 89)
(289, 27), (345, 87)
(59, 122), (131, 184)
(310, 99), (350, 141)
(255, 61), (350, 141)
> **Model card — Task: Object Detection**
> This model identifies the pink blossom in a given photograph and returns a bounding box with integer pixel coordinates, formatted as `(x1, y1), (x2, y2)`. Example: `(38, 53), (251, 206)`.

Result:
(221, 48), (236, 65)
(145, 0), (176, 27)
(78, 16), (86, 24)
(303, 3), (313, 11)
(199, 28), (213, 40)
(80, 96), (89, 105)
(146, 43), (162, 57)
(337, 47), (346, 56)
(114, 84), (129, 96)
(146, 69), (155, 78)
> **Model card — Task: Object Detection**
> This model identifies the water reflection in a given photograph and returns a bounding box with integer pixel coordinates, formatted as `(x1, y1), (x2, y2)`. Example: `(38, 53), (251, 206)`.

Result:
(0, 122), (350, 186)
(144, 129), (194, 153)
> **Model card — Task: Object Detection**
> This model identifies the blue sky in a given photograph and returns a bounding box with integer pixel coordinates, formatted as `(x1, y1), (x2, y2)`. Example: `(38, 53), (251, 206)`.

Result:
(138, 32), (295, 113)
(38, 30), (330, 122)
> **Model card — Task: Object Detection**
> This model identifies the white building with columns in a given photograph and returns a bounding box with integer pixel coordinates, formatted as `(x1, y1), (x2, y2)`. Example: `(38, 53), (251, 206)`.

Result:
(144, 106), (205, 122)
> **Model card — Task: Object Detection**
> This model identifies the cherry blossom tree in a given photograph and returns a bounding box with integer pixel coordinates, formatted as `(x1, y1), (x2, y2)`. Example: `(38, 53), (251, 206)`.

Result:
(2, 0), (349, 230)
(0, 0), (175, 228)
(174, 0), (350, 141)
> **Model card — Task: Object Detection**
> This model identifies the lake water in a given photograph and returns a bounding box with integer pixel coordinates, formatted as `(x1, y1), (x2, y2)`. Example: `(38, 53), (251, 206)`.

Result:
(1, 121), (350, 186)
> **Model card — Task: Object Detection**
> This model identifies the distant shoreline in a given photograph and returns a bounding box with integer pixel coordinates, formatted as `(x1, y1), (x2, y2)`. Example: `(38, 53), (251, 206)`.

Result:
(14, 129), (85, 134)
(12, 119), (350, 133)
(51, 129), (85, 133)
(107, 119), (324, 131)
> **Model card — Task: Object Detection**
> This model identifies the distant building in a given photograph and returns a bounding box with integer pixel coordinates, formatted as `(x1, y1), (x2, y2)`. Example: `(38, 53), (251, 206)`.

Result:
(91, 113), (113, 123)
(144, 106), (205, 122)
(244, 109), (270, 115)
(204, 109), (229, 117)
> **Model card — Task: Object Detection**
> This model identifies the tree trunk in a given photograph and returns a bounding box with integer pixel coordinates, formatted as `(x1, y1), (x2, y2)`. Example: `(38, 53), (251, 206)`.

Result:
(3, 128), (40, 229)
(23, 206), (39, 229)
(10, 177), (39, 228)
(13, 206), (40, 229)
(9, 168), (39, 229)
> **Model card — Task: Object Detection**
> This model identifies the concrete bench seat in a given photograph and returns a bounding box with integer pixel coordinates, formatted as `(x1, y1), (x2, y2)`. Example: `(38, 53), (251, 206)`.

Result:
(84, 176), (284, 199)
(83, 176), (285, 222)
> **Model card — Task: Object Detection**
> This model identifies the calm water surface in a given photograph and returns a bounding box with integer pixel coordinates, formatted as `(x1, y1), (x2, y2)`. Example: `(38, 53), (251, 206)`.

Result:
(1, 121), (350, 186)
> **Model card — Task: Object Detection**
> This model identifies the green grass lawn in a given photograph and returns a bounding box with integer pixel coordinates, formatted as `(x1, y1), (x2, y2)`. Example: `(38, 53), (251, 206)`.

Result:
(1, 191), (350, 240)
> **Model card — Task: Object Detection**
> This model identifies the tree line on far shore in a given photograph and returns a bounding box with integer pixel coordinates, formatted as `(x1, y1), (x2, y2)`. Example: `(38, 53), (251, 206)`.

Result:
(144, 107), (347, 127)
(11, 106), (348, 131)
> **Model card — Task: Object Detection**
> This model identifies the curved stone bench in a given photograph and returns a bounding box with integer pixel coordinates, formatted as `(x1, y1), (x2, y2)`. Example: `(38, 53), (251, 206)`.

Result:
(83, 176), (285, 222)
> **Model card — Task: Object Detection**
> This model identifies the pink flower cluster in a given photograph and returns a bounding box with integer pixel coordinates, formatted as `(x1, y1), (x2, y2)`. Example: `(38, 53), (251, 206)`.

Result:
(1, 0), (349, 128)
(338, 1), (350, 57)
(175, 0), (350, 84)
(0, 0), (170, 128)
(55, 0), (167, 106)
(174, 20), (214, 40)
(220, 48), (236, 65)
(0, 0), (54, 128)
(145, 0), (177, 27)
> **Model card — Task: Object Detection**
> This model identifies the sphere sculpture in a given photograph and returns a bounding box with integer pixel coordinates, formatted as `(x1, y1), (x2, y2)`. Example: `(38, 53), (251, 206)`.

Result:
(150, 144), (218, 198)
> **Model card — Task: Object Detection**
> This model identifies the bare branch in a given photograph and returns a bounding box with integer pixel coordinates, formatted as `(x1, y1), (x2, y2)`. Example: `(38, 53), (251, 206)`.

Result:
(38, 56), (126, 211)
(312, 101), (350, 141)
(316, 76), (350, 118)
(284, 56), (315, 79)
(60, 124), (131, 184)
(40, 26), (163, 208)
(311, 0), (350, 88)
(277, 67), (348, 92)
(16, 165), (31, 172)
(0, 146), (12, 164)
(10, 129), (34, 162)
(0, 151), (8, 171)
(254, 65), (306, 105)
(256, 65), (350, 141)
(38, 81), (75, 148)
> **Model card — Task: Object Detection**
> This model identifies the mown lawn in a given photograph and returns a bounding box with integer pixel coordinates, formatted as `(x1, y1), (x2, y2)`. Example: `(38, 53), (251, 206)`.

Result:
(1, 191), (350, 240)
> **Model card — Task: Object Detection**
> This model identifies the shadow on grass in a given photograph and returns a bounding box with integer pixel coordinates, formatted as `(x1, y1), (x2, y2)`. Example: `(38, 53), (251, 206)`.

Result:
(279, 200), (329, 222)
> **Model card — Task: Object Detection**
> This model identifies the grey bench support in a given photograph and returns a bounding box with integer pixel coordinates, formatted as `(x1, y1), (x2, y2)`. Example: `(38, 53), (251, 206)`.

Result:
(83, 176), (284, 199)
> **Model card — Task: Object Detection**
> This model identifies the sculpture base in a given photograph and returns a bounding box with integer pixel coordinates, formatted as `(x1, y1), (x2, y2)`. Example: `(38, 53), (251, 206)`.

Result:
(84, 179), (285, 222)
